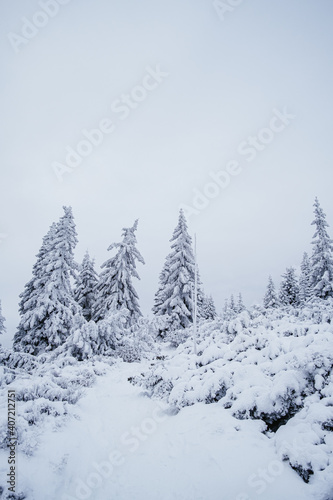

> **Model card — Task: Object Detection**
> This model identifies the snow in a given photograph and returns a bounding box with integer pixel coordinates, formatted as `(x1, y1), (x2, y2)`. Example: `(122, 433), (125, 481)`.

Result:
(0, 359), (315, 500)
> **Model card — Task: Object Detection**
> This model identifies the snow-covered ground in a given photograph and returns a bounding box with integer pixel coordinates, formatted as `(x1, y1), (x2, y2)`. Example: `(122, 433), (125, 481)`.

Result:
(0, 358), (320, 500)
(1, 301), (333, 500)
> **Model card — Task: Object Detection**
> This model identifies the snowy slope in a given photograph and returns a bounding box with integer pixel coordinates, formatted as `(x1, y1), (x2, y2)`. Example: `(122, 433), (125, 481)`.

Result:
(1, 359), (314, 500)
(1, 301), (333, 500)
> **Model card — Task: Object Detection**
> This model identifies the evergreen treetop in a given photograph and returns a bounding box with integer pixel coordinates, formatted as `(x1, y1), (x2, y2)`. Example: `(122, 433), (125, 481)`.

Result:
(93, 220), (145, 326)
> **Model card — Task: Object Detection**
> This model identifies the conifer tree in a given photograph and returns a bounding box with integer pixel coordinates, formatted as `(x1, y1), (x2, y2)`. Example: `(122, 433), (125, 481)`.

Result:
(279, 267), (299, 306)
(202, 294), (217, 320)
(93, 220), (144, 326)
(299, 252), (312, 304)
(14, 222), (58, 352)
(310, 198), (333, 299)
(152, 210), (203, 329)
(74, 251), (98, 321)
(263, 276), (279, 308)
(0, 300), (6, 339)
(222, 298), (230, 320)
(14, 207), (79, 354)
(229, 294), (236, 313)
(237, 293), (245, 313)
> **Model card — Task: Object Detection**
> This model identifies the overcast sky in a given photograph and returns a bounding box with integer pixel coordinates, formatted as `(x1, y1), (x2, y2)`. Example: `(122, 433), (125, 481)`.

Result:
(1, 0), (333, 347)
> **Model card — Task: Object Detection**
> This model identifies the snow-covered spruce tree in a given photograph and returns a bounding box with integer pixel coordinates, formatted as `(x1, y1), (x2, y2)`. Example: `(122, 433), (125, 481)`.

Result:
(279, 267), (299, 306)
(0, 300), (6, 340)
(299, 252), (313, 304)
(201, 294), (217, 320)
(222, 298), (229, 319)
(74, 251), (98, 321)
(263, 275), (279, 309)
(229, 294), (236, 313)
(236, 293), (245, 313)
(310, 197), (333, 299)
(14, 222), (58, 352)
(93, 220), (145, 327)
(222, 297), (234, 320)
(14, 206), (79, 355)
(152, 209), (203, 331)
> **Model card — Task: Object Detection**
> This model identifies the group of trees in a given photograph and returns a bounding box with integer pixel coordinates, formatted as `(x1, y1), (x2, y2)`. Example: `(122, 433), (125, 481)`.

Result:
(8, 207), (215, 356)
(11, 209), (148, 355)
(263, 198), (333, 308)
(1, 197), (332, 356)
(222, 293), (245, 319)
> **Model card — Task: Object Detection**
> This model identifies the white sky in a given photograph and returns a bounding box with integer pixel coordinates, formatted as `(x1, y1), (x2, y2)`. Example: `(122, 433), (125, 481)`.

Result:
(1, 0), (333, 346)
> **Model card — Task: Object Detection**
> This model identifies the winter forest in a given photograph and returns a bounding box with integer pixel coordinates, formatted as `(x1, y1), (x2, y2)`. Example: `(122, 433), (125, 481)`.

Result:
(0, 197), (333, 499)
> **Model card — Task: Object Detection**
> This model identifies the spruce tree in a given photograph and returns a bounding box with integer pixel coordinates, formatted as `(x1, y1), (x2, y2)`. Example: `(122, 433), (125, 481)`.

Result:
(0, 300), (6, 339)
(93, 220), (145, 326)
(299, 252), (312, 304)
(14, 207), (79, 354)
(223, 298), (228, 313)
(74, 251), (98, 321)
(202, 294), (217, 320)
(279, 267), (299, 306)
(263, 276), (279, 308)
(152, 210), (203, 330)
(153, 259), (171, 319)
(17, 223), (58, 317)
(14, 222), (57, 352)
(229, 294), (236, 313)
(237, 293), (245, 313)
(222, 298), (230, 320)
(222, 296), (237, 320)
(310, 198), (333, 299)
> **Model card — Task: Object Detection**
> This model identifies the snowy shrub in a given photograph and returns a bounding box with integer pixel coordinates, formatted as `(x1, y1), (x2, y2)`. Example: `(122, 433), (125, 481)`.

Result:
(0, 352), (103, 458)
(275, 381), (333, 495)
(117, 317), (156, 362)
(165, 324), (191, 347)
(96, 308), (129, 354)
(69, 315), (99, 360)
(134, 301), (333, 487)
(0, 347), (40, 373)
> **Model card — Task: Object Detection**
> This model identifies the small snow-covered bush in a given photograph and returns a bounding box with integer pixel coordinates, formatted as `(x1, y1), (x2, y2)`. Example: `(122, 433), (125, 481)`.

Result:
(275, 378), (333, 496)
(69, 315), (99, 360)
(67, 312), (157, 363)
(117, 317), (156, 362)
(0, 351), (104, 458)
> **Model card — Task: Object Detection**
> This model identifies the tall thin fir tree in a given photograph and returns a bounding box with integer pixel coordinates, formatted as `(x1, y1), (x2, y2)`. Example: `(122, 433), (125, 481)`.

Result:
(263, 276), (279, 309)
(237, 293), (245, 313)
(222, 296), (237, 320)
(152, 210), (204, 330)
(0, 300), (6, 339)
(93, 220), (145, 326)
(310, 197), (333, 299)
(223, 298), (230, 319)
(279, 267), (299, 306)
(74, 251), (98, 321)
(14, 207), (79, 354)
(202, 294), (217, 320)
(299, 252), (312, 304)
(229, 294), (236, 313)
